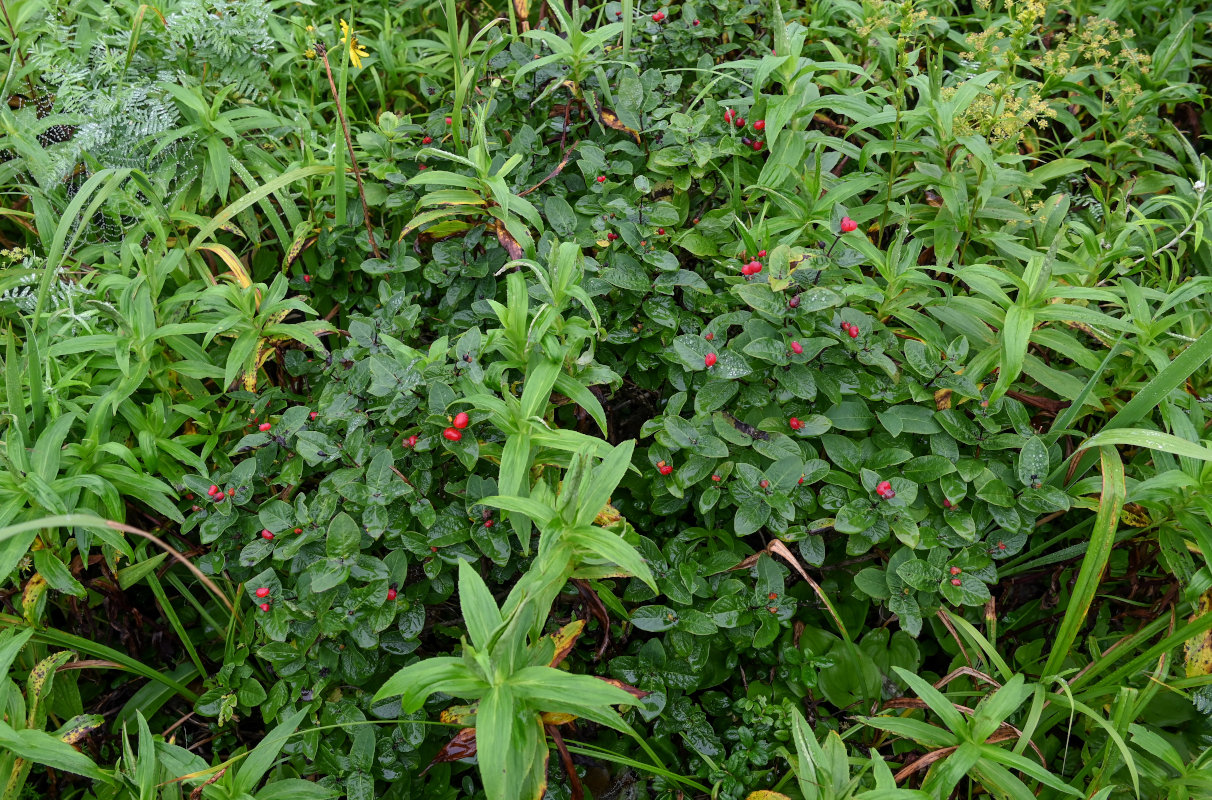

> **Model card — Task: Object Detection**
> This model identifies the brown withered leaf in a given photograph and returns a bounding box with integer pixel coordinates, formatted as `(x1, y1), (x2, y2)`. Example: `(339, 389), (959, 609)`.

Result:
(595, 103), (642, 145)
(598, 677), (648, 700)
(924, 189), (944, 207)
(495, 218), (523, 260)
(514, 0), (530, 31)
(934, 388), (952, 410)
(423, 728), (477, 774)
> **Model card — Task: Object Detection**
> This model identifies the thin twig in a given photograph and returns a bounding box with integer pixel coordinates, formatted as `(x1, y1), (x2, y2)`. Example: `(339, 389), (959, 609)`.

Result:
(316, 41), (383, 259)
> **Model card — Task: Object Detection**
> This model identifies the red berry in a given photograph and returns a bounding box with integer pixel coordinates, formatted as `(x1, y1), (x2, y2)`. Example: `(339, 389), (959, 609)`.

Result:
(422, 136), (432, 144)
(419, 165), (427, 170)
(659, 464), (673, 476)
(876, 480), (892, 495)
(208, 484), (219, 496)
(754, 120), (766, 131)
(943, 498), (953, 509)
(294, 528), (303, 534)
(607, 232), (619, 241)
(442, 427), (462, 442)
(705, 332), (714, 341)
(303, 274), (311, 283)
(484, 519), (493, 528)
(657, 228), (665, 235)
(255, 587), (270, 598)
(798, 476), (805, 485)
(998, 542), (1007, 551)
(752, 140), (763, 151)
(430, 546), (439, 552)
(259, 602), (271, 612)
(840, 216), (858, 233)
(387, 587), (398, 601)
(711, 474), (721, 482)
(405, 435), (418, 448)
(790, 341), (803, 354)
(652, 10), (665, 21)
(757, 249), (767, 257)
(705, 352), (717, 368)
(724, 109), (734, 123)
(788, 295), (800, 308)
(693, 18), (700, 25)
(214, 491), (225, 501)
(950, 566), (961, 576)
(848, 326), (859, 338)
(261, 529), (274, 540)
(309, 411), (318, 420)
(258, 422), (272, 432)
(597, 175), (606, 183)
(759, 479), (769, 489)
(452, 411), (470, 429)
(951, 578), (962, 586)
(735, 117), (745, 128)
(746, 260), (762, 274)
(445, 116), (453, 125)
(885, 490), (896, 499)
(789, 417), (803, 430)
(768, 592), (778, 600)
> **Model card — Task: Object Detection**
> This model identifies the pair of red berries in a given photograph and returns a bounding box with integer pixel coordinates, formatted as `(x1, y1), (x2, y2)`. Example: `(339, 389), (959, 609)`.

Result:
(876, 480), (896, 499)
(840, 216), (858, 233)
(705, 352), (717, 367)
(652, 10), (665, 22)
(790, 341), (803, 355)
(207, 484), (226, 502)
(387, 587), (398, 601)
(657, 460), (673, 476)
(789, 417), (803, 430)
(258, 422), (272, 432)
(442, 411), (471, 442)
(741, 260), (762, 276)
(841, 321), (860, 338)
(261, 529), (274, 540)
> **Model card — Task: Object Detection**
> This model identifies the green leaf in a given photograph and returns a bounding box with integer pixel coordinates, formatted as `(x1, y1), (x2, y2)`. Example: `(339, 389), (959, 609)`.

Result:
(457, 558), (503, 650)
(0, 721), (113, 783)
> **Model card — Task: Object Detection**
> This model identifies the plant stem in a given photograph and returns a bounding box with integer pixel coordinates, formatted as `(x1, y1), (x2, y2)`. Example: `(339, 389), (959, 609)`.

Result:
(316, 41), (383, 259)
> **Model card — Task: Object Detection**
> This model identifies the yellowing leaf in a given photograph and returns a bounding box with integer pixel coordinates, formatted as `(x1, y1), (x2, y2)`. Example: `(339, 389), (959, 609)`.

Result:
(1185, 590), (1212, 678)
(594, 503), (622, 527)
(1120, 504), (1151, 527)
(934, 388), (952, 411)
(548, 619), (585, 667)
(597, 105), (642, 145)
(198, 243), (251, 288)
(746, 792), (792, 800)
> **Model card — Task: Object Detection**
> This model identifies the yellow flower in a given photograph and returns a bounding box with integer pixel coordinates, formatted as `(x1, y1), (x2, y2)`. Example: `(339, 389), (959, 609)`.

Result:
(339, 19), (369, 68)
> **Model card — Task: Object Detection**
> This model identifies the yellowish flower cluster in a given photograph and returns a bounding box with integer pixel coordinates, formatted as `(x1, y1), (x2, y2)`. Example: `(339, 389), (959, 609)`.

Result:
(0, 247), (32, 262)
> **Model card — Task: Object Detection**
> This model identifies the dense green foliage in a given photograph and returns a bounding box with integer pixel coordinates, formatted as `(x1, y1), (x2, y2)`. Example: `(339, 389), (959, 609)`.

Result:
(1, 0), (1212, 798)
